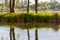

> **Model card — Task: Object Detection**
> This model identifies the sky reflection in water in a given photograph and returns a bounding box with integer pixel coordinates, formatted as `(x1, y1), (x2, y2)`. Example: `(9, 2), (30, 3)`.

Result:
(0, 26), (60, 40)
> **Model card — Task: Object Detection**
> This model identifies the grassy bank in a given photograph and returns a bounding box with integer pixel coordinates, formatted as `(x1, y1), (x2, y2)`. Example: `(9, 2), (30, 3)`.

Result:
(0, 12), (60, 30)
(0, 12), (60, 23)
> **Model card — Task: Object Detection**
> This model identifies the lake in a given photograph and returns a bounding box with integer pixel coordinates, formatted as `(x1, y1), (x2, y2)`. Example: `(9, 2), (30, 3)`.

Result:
(0, 26), (60, 40)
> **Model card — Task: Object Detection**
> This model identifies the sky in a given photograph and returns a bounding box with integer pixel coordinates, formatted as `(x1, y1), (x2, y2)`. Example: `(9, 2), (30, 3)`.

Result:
(30, 0), (60, 4)
(0, 0), (60, 4)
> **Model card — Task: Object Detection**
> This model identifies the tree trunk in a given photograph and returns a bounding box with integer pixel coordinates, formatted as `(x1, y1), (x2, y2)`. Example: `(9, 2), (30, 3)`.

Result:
(10, 0), (12, 13)
(5, 0), (8, 7)
(10, 0), (15, 13)
(35, 0), (38, 40)
(27, 30), (30, 40)
(12, 0), (15, 12)
(10, 28), (15, 40)
(27, 0), (29, 13)
(35, 29), (38, 40)
(35, 0), (38, 13)
(9, 0), (15, 40)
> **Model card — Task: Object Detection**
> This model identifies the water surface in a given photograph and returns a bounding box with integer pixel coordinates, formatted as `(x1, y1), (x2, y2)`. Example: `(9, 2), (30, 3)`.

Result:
(0, 26), (60, 40)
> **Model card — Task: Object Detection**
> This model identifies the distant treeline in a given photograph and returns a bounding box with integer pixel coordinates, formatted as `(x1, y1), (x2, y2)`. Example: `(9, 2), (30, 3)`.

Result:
(0, 1), (60, 11)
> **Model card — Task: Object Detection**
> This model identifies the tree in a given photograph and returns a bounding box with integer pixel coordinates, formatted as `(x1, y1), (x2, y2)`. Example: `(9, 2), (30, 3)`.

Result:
(15, 0), (20, 8)
(51, 0), (53, 2)
(21, 0), (24, 4)
(27, 0), (30, 39)
(5, 0), (8, 7)
(10, 0), (15, 13)
(9, 0), (15, 40)
(54, 0), (56, 2)
(27, 1), (30, 40)
(35, 0), (38, 13)
(51, 0), (56, 2)
(35, 0), (38, 40)
(27, 0), (29, 13)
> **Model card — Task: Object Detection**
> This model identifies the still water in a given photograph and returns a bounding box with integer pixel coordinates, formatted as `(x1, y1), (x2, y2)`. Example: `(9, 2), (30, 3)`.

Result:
(0, 26), (60, 40)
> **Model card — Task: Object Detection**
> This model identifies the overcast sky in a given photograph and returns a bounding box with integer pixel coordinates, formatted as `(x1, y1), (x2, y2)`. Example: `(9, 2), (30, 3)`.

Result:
(0, 0), (60, 4)
(30, 0), (60, 4)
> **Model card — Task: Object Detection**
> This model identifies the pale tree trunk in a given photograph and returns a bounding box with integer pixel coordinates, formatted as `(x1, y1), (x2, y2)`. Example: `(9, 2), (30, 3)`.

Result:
(12, 0), (15, 12)
(5, 0), (8, 7)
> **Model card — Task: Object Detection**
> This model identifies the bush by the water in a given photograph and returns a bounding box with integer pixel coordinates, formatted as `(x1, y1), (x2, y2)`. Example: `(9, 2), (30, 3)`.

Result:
(0, 12), (60, 23)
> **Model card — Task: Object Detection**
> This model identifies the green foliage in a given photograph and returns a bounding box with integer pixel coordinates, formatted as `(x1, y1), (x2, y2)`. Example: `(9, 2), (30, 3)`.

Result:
(0, 12), (59, 23)
(1, 13), (18, 23)
(0, 14), (4, 22)
(0, 12), (60, 29)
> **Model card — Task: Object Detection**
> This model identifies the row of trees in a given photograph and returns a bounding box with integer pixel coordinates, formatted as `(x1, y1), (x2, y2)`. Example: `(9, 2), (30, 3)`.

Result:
(9, 0), (38, 40)
(15, 0), (60, 11)
(0, 0), (60, 12)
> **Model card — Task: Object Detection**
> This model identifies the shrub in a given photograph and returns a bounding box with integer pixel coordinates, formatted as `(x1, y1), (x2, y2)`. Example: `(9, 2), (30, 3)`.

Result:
(3, 13), (18, 23)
